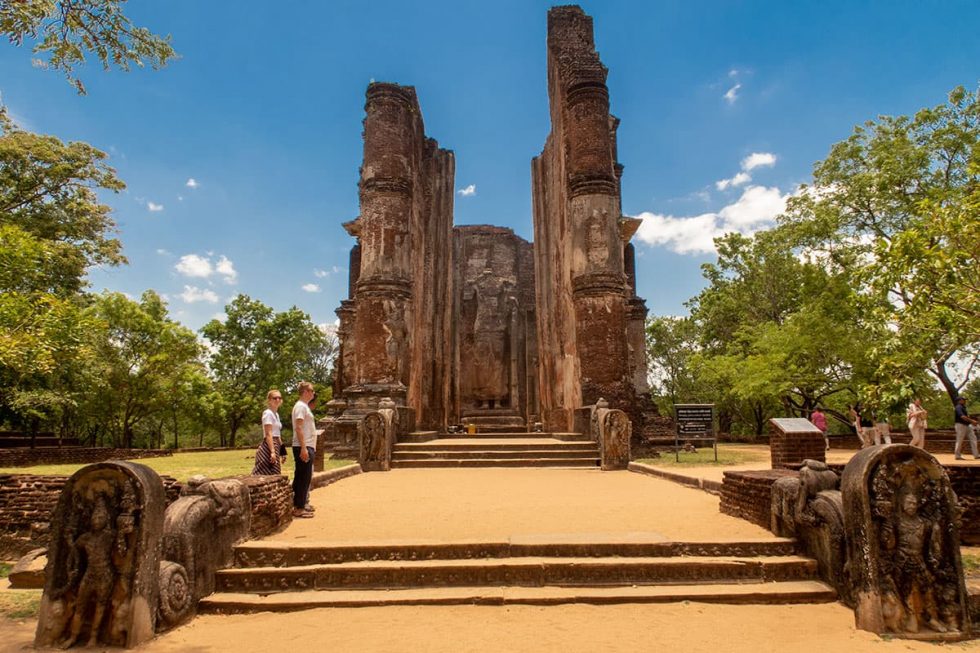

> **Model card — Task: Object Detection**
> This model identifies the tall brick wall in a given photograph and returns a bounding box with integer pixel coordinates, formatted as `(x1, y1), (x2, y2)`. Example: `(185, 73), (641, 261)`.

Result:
(0, 447), (173, 468)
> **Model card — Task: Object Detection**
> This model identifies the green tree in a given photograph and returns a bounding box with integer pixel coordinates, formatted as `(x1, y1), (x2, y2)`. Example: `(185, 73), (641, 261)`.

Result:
(201, 295), (330, 447)
(84, 290), (202, 449)
(781, 85), (980, 407)
(0, 0), (176, 93)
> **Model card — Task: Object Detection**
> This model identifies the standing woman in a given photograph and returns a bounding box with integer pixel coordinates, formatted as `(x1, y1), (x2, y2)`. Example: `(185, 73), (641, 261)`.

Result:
(252, 389), (284, 475)
(907, 398), (928, 449)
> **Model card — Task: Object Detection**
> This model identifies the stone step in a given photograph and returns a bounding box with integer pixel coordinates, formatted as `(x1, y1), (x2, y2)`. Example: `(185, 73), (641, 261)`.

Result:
(439, 432), (586, 440)
(201, 580), (837, 613)
(234, 539), (799, 567)
(395, 439), (597, 452)
(215, 555), (819, 593)
(390, 457), (600, 468)
(393, 450), (597, 461)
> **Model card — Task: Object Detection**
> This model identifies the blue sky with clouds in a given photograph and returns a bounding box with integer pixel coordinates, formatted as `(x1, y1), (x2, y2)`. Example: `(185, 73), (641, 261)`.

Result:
(2, 1), (978, 330)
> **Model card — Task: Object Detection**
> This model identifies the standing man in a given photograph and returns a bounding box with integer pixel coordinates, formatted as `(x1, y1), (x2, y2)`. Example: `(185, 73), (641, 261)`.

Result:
(810, 407), (829, 451)
(953, 396), (979, 460)
(291, 381), (317, 518)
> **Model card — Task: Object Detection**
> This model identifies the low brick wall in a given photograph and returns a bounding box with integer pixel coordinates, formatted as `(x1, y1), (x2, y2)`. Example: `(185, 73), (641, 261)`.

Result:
(0, 473), (182, 559)
(827, 430), (957, 453)
(720, 469), (798, 529)
(0, 447), (173, 468)
(948, 466), (980, 545)
(239, 475), (293, 538)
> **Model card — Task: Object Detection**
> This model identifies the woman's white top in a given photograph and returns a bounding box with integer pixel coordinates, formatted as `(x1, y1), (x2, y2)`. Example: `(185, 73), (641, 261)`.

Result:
(262, 408), (282, 439)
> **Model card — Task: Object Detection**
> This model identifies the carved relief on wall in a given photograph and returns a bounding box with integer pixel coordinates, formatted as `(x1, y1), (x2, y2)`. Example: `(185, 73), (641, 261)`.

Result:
(36, 461), (164, 649)
(359, 408), (394, 472)
(841, 446), (972, 639)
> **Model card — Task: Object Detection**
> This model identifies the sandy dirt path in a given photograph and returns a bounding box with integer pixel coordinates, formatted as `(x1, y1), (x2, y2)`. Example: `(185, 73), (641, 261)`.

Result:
(277, 468), (772, 543)
(5, 602), (975, 653)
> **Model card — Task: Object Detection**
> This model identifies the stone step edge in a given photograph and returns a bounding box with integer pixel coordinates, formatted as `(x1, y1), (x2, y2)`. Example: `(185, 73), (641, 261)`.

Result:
(199, 580), (838, 612)
(390, 459), (599, 467)
(392, 451), (598, 459)
(234, 539), (798, 566)
(225, 554), (815, 572)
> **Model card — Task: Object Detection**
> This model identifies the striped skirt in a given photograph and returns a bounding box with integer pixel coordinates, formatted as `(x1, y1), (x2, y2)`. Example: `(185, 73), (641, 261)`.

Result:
(252, 438), (283, 475)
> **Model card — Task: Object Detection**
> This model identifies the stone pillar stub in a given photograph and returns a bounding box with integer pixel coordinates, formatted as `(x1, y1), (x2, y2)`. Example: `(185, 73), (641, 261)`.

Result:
(841, 445), (972, 639)
(36, 461), (165, 649)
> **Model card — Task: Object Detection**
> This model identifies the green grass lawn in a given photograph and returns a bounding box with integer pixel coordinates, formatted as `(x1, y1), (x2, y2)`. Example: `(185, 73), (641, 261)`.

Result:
(0, 449), (354, 480)
(0, 590), (41, 620)
(636, 444), (770, 467)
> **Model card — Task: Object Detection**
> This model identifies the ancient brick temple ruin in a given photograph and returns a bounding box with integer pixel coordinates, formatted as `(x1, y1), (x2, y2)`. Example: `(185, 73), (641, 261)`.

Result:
(330, 6), (649, 438)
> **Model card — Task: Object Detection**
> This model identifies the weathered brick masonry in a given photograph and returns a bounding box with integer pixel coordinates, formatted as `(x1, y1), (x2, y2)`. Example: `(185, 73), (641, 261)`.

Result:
(0, 447), (173, 468)
(0, 472), (295, 558)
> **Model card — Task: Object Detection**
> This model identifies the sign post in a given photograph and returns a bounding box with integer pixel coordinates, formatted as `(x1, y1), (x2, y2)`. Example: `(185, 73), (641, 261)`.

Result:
(673, 403), (716, 462)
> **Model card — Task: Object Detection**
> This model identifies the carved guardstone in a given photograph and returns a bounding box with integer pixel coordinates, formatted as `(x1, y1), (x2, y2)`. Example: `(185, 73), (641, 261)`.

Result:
(158, 475), (251, 628)
(841, 445), (972, 639)
(590, 399), (630, 470)
(35, 461), (165, 649)
(359, 398), (397, 472)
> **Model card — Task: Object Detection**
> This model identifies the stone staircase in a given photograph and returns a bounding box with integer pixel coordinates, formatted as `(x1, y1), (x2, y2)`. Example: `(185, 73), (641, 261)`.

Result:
(391, 433), (600, 468)
(200, 538), (837, 613)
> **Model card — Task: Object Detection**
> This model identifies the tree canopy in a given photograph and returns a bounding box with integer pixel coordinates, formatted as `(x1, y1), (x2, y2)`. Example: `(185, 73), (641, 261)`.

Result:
(0, 0), (176, 93)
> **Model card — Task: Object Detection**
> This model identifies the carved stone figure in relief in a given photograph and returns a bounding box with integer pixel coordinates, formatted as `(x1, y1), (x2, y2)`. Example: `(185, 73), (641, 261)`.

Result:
(62, 497), (116, 648)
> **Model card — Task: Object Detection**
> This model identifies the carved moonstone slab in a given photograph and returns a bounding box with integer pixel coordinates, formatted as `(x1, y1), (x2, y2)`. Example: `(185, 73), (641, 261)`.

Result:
(841, 445), (972, 639)
(35, 461), (165, 649)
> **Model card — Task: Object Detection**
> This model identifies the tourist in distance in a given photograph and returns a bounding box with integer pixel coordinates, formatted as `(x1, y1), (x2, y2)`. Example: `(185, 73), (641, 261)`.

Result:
(849, 403), (873, 448)
(953, 396), (979, 460)
(907, 398), (928, 449)
(810, 406), (829, 451)
(873, 410), (892, 445)
(291, 381), (317, 518)
(252, 389), (284, 475)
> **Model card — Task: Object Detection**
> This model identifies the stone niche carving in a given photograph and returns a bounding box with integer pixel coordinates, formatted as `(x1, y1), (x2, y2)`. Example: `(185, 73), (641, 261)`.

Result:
(35, 461), (164, 649)
(842, 445), (972, 639)
(158, 475), (252, 629)
(359, 398), (398, 471)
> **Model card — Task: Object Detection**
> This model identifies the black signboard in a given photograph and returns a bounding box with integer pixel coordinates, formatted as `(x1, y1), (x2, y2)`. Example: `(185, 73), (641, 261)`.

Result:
(673, 403), (717, 461)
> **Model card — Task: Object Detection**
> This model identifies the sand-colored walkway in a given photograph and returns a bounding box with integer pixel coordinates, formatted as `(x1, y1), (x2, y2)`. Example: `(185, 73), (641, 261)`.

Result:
(3, 602), (971, 653)
(279, 467), (771, 543)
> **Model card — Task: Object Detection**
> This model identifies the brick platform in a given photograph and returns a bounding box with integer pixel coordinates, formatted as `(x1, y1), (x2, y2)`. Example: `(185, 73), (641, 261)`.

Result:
(720, 469), (798, 529)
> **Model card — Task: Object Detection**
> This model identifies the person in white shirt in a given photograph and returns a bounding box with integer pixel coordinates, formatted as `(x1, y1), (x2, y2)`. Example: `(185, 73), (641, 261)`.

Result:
(252, 389), (284, 475)
(290, 381), (317, 518)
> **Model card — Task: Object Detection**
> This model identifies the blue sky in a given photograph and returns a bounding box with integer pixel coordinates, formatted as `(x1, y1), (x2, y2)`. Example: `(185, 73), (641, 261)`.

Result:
(2, 1), (978, 331)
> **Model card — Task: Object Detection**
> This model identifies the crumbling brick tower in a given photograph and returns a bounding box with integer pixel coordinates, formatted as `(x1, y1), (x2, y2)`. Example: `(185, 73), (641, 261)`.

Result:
(531, 5), (647, 433)
(335, 83), (455, 429)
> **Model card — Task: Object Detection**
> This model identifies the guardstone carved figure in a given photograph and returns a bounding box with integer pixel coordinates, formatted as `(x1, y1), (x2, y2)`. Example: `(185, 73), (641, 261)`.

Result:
(36, 461), (165, 649)
(841, 445), (972, 639)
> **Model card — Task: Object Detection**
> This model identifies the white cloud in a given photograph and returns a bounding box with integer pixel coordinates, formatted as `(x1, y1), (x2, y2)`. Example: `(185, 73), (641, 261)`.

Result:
(186, 178), (199, 189)
(175, 253), (237, 284)
(723, 83), (741, 104)
(634, 185), (790, 255)
(156, 248), (172, 256)
(313, 268), (328, 278)
(215, 255), (238, 284)
(742, 152), (777, 170)
(715, 171), (751, 191)
(147, 201), (164, 212)
(302, 283), (321, 293)
(175, 254), (212, 278)
(457, 184), (476, 197)
(180, 285), (219, 304)
(177, 195), (184, 202)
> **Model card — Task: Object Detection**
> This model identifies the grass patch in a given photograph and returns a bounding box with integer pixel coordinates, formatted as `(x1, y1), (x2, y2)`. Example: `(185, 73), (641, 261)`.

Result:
(637, 444), (769, 467)
(0, 449), (354, 481)
(0, 563), (11, 579)
(0, 590), (41, 620)
(963, 554), (980, 575)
